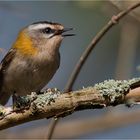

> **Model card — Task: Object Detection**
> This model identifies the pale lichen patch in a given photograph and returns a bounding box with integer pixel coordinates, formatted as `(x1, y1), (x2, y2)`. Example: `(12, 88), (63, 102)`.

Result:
(12, 88), (61, 114)
(94, 78), (140, 105)
(31, 88), (61, 113)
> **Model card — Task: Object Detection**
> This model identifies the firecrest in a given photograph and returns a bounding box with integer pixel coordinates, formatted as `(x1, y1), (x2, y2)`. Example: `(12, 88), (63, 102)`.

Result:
(0, 21), (74, 105)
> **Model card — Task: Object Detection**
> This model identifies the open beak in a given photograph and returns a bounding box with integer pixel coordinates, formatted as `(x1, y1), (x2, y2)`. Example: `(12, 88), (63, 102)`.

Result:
(53, 28), (75, 37)
(61, 28), (75, 37)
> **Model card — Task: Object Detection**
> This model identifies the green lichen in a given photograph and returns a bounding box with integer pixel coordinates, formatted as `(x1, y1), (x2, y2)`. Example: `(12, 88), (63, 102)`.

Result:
(34, 88), (61, 105)
(30, 88), (61, 113)
(13, 92), (37, 110)
(13, 88), (61, 111)
(94, 78), (140, 105)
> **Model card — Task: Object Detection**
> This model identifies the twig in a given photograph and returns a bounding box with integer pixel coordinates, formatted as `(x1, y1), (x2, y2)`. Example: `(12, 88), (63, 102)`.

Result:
(50, 109), (140, 138)
(0, 78), (140, 130)
(65, 1), (140, 91)
(47, 1), (140, 139)
(5, 109), (140, 138)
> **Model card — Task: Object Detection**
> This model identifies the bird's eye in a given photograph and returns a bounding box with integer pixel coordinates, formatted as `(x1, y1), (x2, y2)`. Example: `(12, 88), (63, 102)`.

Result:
(42, 27), (52, 34)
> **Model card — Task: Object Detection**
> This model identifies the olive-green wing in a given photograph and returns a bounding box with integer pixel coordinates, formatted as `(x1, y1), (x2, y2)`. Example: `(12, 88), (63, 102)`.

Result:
(0, 48), (16, 90)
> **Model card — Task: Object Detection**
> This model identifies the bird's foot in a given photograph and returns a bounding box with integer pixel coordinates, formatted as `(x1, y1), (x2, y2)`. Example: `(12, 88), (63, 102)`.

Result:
(12, 93), (37, 111)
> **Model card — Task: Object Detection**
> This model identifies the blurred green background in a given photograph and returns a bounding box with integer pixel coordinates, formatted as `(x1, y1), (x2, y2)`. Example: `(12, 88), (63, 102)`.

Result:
(0, 1), (140, 139)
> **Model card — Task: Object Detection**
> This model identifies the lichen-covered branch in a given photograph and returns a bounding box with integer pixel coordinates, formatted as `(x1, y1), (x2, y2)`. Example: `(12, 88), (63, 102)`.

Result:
(64, 2), (140, 92)
(47, 2), (140, 138)
(0, 78), (140, 130)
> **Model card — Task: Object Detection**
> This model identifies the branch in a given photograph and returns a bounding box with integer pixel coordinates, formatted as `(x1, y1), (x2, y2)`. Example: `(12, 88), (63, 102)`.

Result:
(50, 109), (140, 138)
(0, 78), (140, 130)
(6, 109), (140, 138)
(47, 2), (140, 139)
(64, 1), (140, 92)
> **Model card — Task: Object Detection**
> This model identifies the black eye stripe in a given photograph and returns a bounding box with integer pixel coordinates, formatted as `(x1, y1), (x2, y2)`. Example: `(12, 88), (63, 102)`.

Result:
(41, 27), (55, 34)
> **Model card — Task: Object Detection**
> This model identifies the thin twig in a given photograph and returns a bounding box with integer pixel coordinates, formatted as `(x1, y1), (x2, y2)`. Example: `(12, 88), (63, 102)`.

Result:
(47, 2), (140, 139)
(65, 1), (140, 91)
(9, 109), (140, 139)
(50, 109), (140, 138)
(47, 117), (58, 139)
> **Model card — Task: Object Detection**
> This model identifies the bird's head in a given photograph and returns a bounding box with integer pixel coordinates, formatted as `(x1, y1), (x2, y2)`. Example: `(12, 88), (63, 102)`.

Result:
(13, 21), (74, 56)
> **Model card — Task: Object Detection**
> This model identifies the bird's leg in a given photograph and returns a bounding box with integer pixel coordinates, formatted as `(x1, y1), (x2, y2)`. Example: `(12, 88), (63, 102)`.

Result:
(12, 92), (18, 110)
(12, 92), (32, 111)
(36, 90), (44, 95)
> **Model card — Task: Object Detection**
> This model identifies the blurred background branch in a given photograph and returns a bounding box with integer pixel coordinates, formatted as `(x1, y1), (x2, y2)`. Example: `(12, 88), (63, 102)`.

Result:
(47, 1), (140, 139)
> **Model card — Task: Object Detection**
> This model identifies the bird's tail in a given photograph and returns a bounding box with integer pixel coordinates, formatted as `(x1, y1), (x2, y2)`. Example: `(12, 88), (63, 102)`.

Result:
(0, 92), (10, 105)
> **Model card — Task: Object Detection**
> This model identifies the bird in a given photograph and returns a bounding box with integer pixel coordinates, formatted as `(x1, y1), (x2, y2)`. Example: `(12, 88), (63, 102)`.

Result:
(0, 21), (74, 105)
